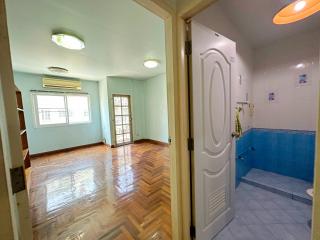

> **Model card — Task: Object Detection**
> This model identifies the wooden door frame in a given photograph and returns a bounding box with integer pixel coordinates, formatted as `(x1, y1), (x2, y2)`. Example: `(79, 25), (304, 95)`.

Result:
(111, 94), (133, 147)
(133, 1), (183, 239)
(312, 87), (320, 239)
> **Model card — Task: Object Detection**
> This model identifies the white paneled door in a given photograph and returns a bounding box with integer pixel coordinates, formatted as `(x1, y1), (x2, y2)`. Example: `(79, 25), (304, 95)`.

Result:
(191, 20), (236, 240)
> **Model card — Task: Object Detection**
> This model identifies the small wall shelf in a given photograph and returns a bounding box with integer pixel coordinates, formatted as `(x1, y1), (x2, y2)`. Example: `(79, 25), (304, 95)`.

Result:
(15, 86), (31, 194)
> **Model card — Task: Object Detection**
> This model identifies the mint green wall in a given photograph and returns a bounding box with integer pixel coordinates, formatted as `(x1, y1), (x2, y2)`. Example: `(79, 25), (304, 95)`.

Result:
(13, 72), (102, 154)
(104, 75), (168, 145)
(107, 77), (146, 145)
(99, 79), (112, 145)
(144, 74), (169, 143)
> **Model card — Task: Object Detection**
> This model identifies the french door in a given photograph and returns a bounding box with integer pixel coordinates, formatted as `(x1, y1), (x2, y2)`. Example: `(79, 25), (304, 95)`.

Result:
(112, 95), (133, 146)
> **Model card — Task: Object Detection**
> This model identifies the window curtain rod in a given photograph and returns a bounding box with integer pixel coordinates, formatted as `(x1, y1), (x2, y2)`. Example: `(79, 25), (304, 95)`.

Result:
(30, 90), (88, 95)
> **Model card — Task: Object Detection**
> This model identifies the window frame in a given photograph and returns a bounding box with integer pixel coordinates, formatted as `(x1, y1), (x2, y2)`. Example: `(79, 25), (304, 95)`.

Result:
(32, 92), (91, 128)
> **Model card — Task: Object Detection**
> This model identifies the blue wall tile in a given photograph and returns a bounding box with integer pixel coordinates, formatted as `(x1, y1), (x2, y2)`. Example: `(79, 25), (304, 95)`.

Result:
(236, 128), (315, 185)
(236, 129), (253, 187)
(251, 129), (315, 182)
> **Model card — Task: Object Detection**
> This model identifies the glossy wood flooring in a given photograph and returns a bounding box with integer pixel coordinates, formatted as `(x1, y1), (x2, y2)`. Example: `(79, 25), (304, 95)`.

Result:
(30, 143), (171, 240)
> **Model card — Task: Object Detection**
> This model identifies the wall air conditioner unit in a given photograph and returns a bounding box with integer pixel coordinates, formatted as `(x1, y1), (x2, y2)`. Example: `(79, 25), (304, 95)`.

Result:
(42, 77), (81, 90)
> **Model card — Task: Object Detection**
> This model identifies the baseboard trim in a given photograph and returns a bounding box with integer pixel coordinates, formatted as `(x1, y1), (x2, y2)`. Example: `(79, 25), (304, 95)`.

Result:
(30, 142), (105, 158)
(133, 139), (169, 146)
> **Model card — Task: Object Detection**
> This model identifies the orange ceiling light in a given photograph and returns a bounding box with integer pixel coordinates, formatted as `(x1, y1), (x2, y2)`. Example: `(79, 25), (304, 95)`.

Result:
(273, 0), (320, 24)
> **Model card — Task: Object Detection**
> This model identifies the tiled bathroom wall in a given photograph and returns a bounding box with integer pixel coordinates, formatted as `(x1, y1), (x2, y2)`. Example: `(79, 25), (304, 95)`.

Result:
(236, 128), (315, 186)
(195, 3), (319, 189)
(236, 129), (253, 186)
(235, 29), (320, 187)
(251, 129), (315, 182)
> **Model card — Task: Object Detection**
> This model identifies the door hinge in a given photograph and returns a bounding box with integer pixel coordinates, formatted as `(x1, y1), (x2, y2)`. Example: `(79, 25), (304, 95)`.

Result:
(185, 40), (192, 55)
(10, 166), (26, 194)
(168, 137), (172, 144)
(188, 138), (194, 151)
(190, 225), (196, 238)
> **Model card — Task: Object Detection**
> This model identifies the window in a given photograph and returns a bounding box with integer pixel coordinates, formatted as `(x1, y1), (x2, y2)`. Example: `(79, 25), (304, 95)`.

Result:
(67, 95), (90, 124)
(33, 93), (90, 127)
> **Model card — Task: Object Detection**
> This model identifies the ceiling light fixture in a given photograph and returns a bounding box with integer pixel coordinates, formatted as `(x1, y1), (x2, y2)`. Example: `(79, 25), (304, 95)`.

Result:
(48, 66), (69, 73)
(273, 0), (320, 24)
(294, 0), (307, 11)
(51, 33), (85, 50)
(143, 59), (160, 69)
(295, 63), (305, 69)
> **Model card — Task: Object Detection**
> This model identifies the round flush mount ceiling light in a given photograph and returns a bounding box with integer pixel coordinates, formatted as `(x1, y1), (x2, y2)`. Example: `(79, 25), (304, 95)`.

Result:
(48, 66), (69, 73)
(295, 63), (306, 69)
(143, 59), (160, 69)
(51, 33), (85, 50)
(273, 0), (320, 25)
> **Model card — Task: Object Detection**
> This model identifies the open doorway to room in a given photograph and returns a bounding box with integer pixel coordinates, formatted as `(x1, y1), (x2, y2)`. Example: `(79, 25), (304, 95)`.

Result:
(189, 0), (319, 239)
(4, 0), (171, 239)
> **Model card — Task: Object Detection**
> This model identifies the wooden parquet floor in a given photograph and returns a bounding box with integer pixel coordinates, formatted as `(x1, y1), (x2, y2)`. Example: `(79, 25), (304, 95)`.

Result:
(29, 143), (171, 240)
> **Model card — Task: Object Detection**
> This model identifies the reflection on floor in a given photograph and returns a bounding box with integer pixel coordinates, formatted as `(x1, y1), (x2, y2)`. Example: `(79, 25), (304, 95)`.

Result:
(242, 168), (312, 204)
(30, 143), (171, 240)
(213, 182), (312, 240)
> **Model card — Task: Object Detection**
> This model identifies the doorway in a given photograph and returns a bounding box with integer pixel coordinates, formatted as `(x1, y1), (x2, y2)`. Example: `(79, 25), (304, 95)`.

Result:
(112, 94), (133, 146)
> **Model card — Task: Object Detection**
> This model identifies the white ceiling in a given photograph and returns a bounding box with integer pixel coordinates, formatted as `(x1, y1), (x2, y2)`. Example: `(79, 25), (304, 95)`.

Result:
(5, 0), (166, 81)
(219, 0), (320, 48)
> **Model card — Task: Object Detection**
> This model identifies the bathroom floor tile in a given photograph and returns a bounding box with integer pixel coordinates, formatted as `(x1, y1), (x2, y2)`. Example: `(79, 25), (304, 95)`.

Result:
(242, 168), (312, 203)
(212, 183), (311, 240)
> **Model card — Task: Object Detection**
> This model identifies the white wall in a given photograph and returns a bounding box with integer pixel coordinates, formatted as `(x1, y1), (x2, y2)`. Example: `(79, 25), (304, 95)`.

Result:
(106, 77), (146, 146)
(252, 30), (320, 131)
(193, 2), (254, 131)
(99, 75), (169, 145)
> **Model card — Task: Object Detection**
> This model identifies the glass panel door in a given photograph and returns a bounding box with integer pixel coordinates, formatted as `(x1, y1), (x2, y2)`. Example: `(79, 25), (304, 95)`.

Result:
(113, 95), (132, 146)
